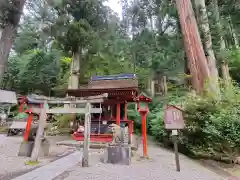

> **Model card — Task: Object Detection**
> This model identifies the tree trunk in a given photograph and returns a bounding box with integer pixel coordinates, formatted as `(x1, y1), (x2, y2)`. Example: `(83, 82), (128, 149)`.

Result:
(228, 15), (239, 48)
(0, 0), (26, 84)
(232, 29), (239, 48)
(67, 47), (81, 128)
(68, 47), (81, 89)
(176, 0), (208, 93)
(183, 53), (191, 86)
(147, 75), (155, 97)
(212, 0), (231, 84)
(160, 76), (167, 96)
(221, 62), (231, 85)
(194, 0), (219, 93)
(151, 79), (155, 97)
(0, 28), (2, 40)
(0, 25), (15, 83)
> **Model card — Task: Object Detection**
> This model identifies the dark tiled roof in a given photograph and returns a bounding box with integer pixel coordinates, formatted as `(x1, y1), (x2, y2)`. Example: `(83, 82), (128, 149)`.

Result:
(67, 74), (138, 100)
(79, 78), (138, 90)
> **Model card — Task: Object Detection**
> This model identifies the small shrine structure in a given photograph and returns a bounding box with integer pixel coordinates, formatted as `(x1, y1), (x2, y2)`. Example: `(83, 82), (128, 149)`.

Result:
(67, 73), (138, 142)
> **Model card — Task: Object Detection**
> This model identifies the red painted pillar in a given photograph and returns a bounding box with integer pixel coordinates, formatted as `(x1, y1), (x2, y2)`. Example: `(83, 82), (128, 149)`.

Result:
(116, 103), (120, 125)
(24, 112), (33, 141)
(124, 102), (128, 121)
(19, 97), (26, 112)
(141, 112), (148, 157)
(19, 103), (24, 112)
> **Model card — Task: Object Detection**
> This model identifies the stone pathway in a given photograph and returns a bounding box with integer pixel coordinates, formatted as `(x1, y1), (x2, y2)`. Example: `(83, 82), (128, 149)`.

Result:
(12, 151), (81, 180)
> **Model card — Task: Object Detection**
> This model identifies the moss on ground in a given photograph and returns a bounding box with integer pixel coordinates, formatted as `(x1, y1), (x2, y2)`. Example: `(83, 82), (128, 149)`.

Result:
(25, 160), (40, 166)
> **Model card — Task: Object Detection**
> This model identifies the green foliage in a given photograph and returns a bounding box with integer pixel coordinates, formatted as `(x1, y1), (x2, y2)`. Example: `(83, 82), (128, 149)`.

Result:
(55, 114), (72, 128)
(0, 0), (23, 27)
(14, 112), (28, 120)
(56, 20), (95, 52)
(2, 49), (61, 95)
(222, 49), (240, 83)
(150, 85), (240, 161)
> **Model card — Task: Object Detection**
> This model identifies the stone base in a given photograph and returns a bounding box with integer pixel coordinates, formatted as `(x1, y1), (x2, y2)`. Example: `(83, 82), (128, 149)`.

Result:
(39, 139), (50, 157)
(102, 144), (131, 165)
(18, 141), (34, 157)
(18, 140), (50, 157)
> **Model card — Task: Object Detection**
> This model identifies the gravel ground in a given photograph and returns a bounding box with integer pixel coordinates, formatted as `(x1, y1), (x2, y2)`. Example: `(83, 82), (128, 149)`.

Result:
(0, 134), (74, 180)
(54, 145), (228, 180)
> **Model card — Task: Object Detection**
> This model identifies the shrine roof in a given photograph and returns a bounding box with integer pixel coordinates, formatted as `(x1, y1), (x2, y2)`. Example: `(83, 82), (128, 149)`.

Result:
(67, 74), (138, 100)
(134, 92), (152, 102)
(68, 74), (138, 91)
(166, 104), (184, 111)
(79, 74), (138, 90)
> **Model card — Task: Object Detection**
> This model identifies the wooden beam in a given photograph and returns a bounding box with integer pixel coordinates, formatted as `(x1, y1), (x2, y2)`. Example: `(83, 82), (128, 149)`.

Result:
(28, 93), (108, 104)
(31, 107), (102, 114)
(48, 107), (102, 114)
(29, 98), (105, 105)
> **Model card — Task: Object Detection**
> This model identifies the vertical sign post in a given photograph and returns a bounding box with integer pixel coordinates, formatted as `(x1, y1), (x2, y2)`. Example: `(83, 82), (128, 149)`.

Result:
(172, 129), (180, 172)
(164, 105), (184, 172)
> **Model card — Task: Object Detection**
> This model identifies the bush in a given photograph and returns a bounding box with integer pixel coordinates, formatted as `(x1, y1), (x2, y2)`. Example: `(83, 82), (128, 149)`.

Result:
(150, 85), (240, 162)
(181, 86), (240, 161)
(54, 114), (74, 129)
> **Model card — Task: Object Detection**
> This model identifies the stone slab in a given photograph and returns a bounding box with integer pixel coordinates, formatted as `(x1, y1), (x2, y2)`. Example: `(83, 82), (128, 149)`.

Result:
(56, 140), (108, 149)
(12, 151), (81, 180)
(18, 140), (50, 157)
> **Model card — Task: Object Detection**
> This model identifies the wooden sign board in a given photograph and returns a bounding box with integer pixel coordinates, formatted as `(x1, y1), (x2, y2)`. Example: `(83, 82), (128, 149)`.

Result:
(164, 105), (184, 130)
